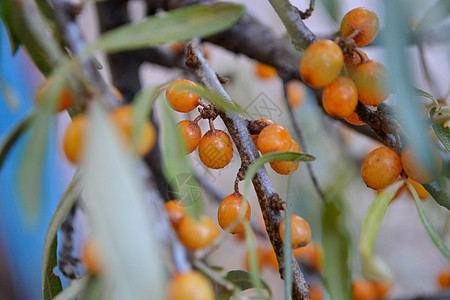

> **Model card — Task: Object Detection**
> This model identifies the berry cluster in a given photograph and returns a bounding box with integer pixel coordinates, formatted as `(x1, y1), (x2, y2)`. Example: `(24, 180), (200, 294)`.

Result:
(300, 7), (389, 123)
(352, 278), (391, 300)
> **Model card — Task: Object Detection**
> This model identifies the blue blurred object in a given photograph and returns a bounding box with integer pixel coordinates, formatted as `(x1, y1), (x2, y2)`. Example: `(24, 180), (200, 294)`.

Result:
(0, 24), (67, 299)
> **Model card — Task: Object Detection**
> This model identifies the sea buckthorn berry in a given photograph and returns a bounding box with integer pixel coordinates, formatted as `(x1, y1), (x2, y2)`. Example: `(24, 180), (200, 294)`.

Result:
(361, 147), (402, 190)
(322, 76), (358, 118)
(177, 120), (201, 154)
(300, 40), (344, 88)
(270, 139), (301, 175)
(406, 178), (429, 200)
(198, 129), (233, 169)
(217, 193), (251, 234)
(372, 281), (391, 298)
(244, 246), (264, 271)
(255, 62), (277, 79)
(309, 284), (324, 300)
(286, 80), (306, 109)
(35, 77), (73, 112)
(353, 61), (390, 106)
(401, 146), (442, 184)
(344, 49), (369, 71)
(82, 237), (103, 275)
(63, 114), (88, 164)
(352, 279), (377, 300)
(438, 268), (450, 289)
(279, 215), (311, 249)
(165, 200), (186, 229)
(166, 271), (215, 300)
(258, 124), (292, 154)
(166, 79), (200, 113)
(262, 246), (279, 271)
(293, 242), (323, 272)
(340, 7), (380, 47)
(344, 111), (365, 126)
(177, 215), (220, 250)
(111, 105), (156, 157)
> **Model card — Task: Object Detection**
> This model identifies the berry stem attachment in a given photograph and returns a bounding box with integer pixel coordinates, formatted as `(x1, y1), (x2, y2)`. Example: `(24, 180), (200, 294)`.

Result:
(192, 115), (202, 125)
(208, 118), (215, 131)
(355, 48), (368, 64)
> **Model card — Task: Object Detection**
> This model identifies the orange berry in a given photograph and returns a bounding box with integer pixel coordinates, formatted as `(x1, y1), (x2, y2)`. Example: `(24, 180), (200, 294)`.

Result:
(438, 268), (450, 289)
(255, 62), (277, 79)
(170, 42), (185, 55)
(322, 76), (358, 118)
(279, 215), (311, 249)
(165, 200), (186, 229)
(63, 114), (88, 164)
(262, 246), (279, 271)
(244, 246), (264, 271)
(166, 271), (215, 300)
(353, 61), (390, 106)
(270, 139), (301, 175)
(401, 146), (442, 184)
(286, 80), (306, 109)
(340, 7), (380, 47)
(234, 230), (247, 242)
(372, 281), (391, 298)
(406, 178), (429, 200)
(111, 105), (156, 157)
(376, 180), (407, 202)
(166, 80), (200, 113)
(361, 147), (402, 190)
(293, 242), (323, 272)
(109, 85), (123, 102)
(35, 77), (73, 112)
(217, 193), (251, 234)
(198, 129), (233, 169)
(300, 40), (344, 88)
(82, 237), (103, 275)
(344, 49), (369, 71)
(177, 215), (220, 250)
(309, 284), (324, 300)
(177, 120), (201, 154)
(258, 124), (292, 154)
(344, 111), (365, 126)
(352, 279), (377, 300)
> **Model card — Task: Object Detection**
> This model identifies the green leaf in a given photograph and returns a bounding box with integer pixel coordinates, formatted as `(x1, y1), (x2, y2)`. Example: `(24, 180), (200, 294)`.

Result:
(408, 182), (450, 260)
(412, 87), (439, 108)
(0, 0), (21, 54)
(83, 101), (166, 300)
(42, 170), (82, 300)
(322, 198), (352, 300)
(83, 3), (244, 56)
(360, 181), (403, 282)
(52, 275), (90, 300)
(160, 98), (203, 218)
(0, 114), (33, 170)
(416, 0), (450, 34)
(423, 181), (450, 210)
(225, 270), (272, 298)
(432, 123), (450, 152)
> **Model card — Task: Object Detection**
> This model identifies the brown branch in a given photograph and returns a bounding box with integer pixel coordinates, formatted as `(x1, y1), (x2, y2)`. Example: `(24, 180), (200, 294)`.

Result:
(185, 39), (310, 300)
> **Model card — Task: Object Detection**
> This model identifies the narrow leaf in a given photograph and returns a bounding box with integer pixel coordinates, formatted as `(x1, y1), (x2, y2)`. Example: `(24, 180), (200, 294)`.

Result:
(84, 4), (244, 55)
(360, 181), (403, 282)
(52, 275), (90, 300)
(432, 123), (450, 152)
(322, 199), (352, 300)
(160, 99), (203, 218)
(0, 114), (33, 170)
(412, 87), (439, 108)
(225, 270), (272, 297)
(408, 182), (450, 260)
(0, 75), (20, 110)
(42, 170), (82, 299)
(424, 181), (450, 210)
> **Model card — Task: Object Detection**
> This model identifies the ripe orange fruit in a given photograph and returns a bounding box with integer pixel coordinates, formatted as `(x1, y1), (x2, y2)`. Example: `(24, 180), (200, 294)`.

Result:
(361, 147), (402, 190)
(217, 193), (251, 234)
(255, 62), (277, 79)
(177, 215), (220, 250)
(165, 200), (186, 229)
(262, 246), (279, 271)
(309, 284), (324, 300)
(177, 120), (201, 154)
(244, 246), (264, 271)
(166, 79), (200, 113)
(166, 271), (215, 300)
(82, 237), (103, 275)
(372, 281), (391, 298)
(63, 114), (88, 164)
(286, 80), (306, 109)
(35, 77), (73, 112)
(438, 268), (450, 289)
(340, 7), (380, 47)
(279, 215), (311, 249)
(344, 111), (365, 126)
(198, 129), (234, 169)
(406, 178), (429, 200)
(401, 146), (442, 184)
(322, 76), (358, 118)
(352, 279), (377, 300)
(258, 124), (292, 154)
(270, 139), (301, 175)
(110, 105), (156, 157)
(353, 61), (390, 106)
(300, 40), (344, 88)
(293, 242), (323, 272)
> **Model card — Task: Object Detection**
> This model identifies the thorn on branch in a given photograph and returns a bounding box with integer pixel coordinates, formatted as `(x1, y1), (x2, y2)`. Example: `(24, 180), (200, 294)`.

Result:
(296, 0), (315, 19)
(185, 43), (199, 68)
(269, 193), (286, 211)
